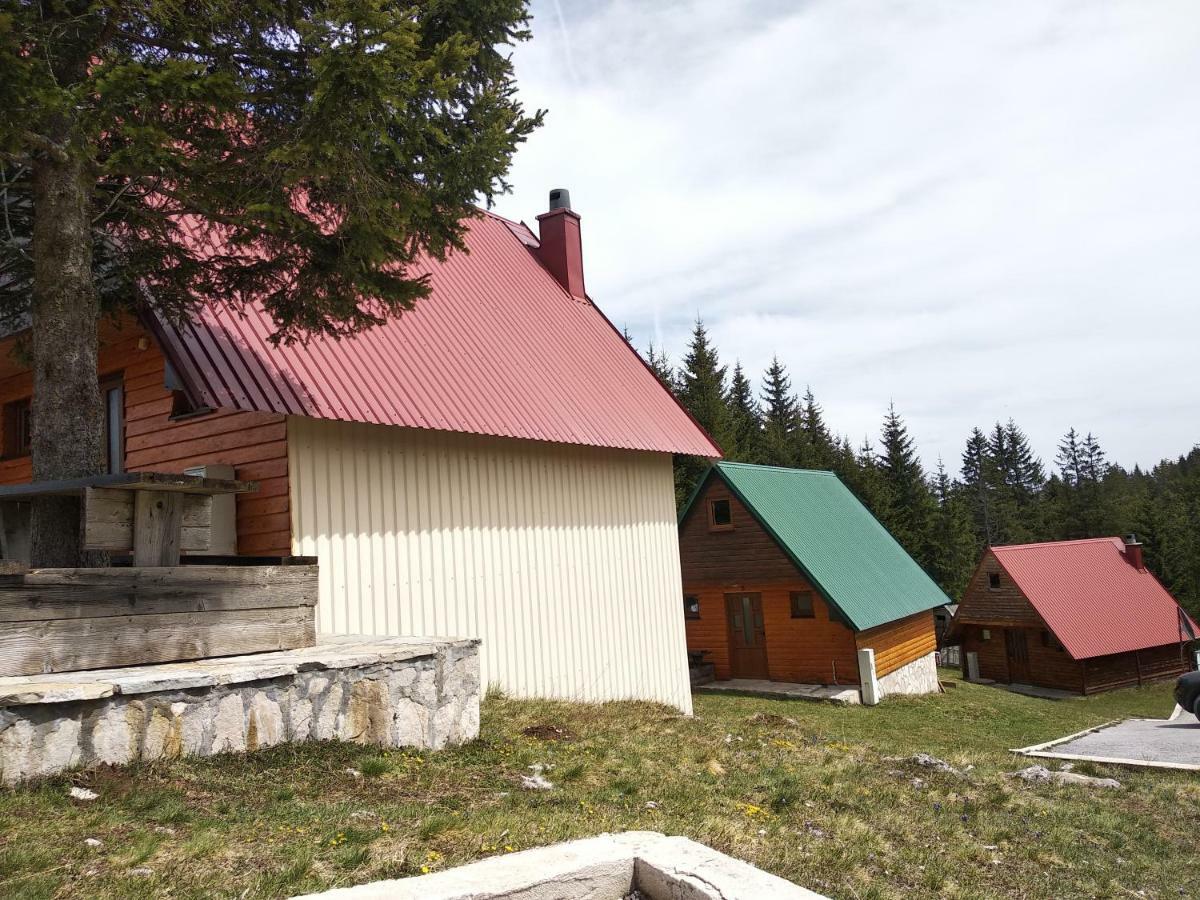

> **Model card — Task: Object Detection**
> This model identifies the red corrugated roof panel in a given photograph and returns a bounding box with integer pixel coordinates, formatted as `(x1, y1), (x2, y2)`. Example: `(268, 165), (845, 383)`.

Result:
(151, 211), (720, 457)
(991, 538), (1197, 659)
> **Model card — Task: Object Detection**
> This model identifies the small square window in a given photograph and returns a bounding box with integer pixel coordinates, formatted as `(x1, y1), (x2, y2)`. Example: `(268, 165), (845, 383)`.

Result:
(1041, 630), (1063, 651)
(790, 590), (815, 619)
(684, 594), (700, 620)
(708, 498), (733, 530)
(982, 628), (991, 641)
(988, 572), (1001, 590)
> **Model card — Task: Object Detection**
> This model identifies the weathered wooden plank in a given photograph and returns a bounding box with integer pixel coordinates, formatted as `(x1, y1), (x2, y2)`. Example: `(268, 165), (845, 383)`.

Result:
(84, 488), (211, 553)
(0, 606), (316, 677)
(0, 471), (258, 501)
(133, 490), (183, 566)
(0, 566), (318, 622)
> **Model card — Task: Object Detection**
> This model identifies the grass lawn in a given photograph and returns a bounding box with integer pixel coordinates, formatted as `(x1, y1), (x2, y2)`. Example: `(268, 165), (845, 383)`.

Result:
(1, 671), (1196, 899)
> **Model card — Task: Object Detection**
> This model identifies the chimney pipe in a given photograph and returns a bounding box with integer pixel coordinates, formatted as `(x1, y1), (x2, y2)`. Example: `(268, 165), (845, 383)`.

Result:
(535, 188), (586, 299)
(1123, 534), (1145, 571)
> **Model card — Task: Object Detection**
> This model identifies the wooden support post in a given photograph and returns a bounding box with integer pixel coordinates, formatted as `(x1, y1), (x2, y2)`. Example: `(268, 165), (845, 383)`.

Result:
(133, 491), (183, 566)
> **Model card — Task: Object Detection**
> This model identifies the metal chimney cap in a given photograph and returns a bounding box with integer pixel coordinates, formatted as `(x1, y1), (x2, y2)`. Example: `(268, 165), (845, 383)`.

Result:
(1124, 533), (1140, 545)
(548, 188), (572, 211)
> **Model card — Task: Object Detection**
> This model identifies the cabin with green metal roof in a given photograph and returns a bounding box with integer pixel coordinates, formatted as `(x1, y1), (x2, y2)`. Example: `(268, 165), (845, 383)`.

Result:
(678, 462), (949, 704)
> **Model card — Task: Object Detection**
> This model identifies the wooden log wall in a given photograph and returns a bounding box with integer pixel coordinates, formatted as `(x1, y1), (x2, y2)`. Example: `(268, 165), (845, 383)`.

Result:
(856, 610), (937, 677)
(0, 318), (291, 556)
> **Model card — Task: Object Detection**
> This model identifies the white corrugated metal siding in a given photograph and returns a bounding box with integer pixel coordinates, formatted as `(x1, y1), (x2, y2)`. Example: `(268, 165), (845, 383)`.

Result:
(287, 416), (693, 712)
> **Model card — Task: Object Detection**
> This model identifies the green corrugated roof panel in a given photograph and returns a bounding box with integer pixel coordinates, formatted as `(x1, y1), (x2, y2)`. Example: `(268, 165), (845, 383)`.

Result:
(689, 461), (950, 632)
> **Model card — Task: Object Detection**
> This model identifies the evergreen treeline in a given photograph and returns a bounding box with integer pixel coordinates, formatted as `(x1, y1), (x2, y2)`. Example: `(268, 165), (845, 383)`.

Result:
(646, 321), (1200, 615)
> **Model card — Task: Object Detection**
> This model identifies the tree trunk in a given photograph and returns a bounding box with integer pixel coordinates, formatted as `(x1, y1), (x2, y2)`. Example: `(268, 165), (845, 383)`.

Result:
(29, 143), (103, 567)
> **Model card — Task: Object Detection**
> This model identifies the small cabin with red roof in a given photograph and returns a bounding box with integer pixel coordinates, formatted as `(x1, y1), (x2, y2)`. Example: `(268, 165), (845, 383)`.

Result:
(0, 191), (719, 712)
(949, 537), (1197, 694)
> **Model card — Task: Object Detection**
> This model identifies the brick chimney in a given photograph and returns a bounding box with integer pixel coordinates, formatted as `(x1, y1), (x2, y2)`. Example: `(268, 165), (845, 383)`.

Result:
(1122, 534), (1145, 571)
(535, 188), (586, 299)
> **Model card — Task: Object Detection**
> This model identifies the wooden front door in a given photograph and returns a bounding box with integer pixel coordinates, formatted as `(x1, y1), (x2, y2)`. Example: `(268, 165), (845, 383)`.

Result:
(725, 592), (768, 679)
(1005, 628), (1031, 683)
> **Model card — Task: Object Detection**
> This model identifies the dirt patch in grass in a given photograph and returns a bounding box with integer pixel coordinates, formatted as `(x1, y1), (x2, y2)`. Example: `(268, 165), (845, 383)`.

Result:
(0, 672), (1194, 900)
(521, 724), (577, 743)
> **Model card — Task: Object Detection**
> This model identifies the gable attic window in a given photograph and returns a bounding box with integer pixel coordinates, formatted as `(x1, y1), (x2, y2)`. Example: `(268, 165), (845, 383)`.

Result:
(2, 398), (31, 459)
(790, 590), (815, 619)
(708, 498), (733, 531)
(988, 572), (1001, 590)
(164, 359), (211, 419)
(684, 594), (700, 620)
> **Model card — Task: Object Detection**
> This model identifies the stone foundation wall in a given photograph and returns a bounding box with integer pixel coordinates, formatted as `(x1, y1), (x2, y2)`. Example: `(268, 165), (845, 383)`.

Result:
(877, 651), (940, 698)
(0, 637), (479, 784)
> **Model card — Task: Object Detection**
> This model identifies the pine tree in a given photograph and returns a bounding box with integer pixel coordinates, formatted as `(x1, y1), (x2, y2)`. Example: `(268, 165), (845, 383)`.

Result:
(1056, 428), (1083, 488)
(843, 437), (891, 519)
(961, 427), (996, 548)
(726, 362), (761, 462)
(675, 320), (732, 498)
(928, 459), (981, 597)
(877, 403), (936, 565)
(644, 342), (676, 392)
(759, 357), (797, 467)
(795, 387), (836, 470)
(2, 0), (542, 564)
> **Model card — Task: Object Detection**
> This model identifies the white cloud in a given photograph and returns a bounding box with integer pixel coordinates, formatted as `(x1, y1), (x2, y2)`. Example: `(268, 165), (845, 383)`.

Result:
(494, 0), (1200, 473)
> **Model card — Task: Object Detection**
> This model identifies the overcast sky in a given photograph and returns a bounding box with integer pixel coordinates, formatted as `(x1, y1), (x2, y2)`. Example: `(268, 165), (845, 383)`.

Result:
(492, 0), (1200, 476)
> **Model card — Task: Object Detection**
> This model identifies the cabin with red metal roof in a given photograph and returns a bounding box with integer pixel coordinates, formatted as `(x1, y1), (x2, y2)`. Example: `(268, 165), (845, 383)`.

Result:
(0, 191), (720, 712)
(949, 537), (1197, 694)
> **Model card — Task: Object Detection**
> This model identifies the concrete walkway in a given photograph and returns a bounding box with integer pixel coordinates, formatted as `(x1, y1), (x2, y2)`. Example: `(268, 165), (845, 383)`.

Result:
(1014, 706), (1200, 771)
(695, 679), (861, 705)
(966, 678), (1078, 700)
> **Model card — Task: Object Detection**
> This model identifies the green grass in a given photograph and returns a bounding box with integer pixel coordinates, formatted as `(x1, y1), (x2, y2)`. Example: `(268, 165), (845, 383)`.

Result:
(0, 671), (1195, 899)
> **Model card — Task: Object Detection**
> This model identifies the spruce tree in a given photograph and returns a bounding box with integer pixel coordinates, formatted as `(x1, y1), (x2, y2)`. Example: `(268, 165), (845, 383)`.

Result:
(928, 459), (981, 597)
(2, 0), (541, 563)
(877, 403), (936, 564)
(961, 427), (996, 548)
(848, 437), (893, 526)
(644, 342), (676, 392)
(726, 362), (761, 462)
(675, 319), (732, 497)
(796, 386), (836, 469)
(759, 356), (797, 467)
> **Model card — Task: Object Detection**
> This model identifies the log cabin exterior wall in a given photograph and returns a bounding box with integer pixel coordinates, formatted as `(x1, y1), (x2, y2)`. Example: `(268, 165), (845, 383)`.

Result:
(856, 611), (937, 678)
(953, 550), (1189, 693)
(0, 320), (290, 556)
(679, 475), (943, 687)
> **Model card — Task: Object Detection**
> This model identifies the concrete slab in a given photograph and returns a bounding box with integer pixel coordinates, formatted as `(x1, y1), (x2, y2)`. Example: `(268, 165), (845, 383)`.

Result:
(1001, 683), (1078, 701)
(1014, 706), (1200, 771)
(290, 831), (827, 899)
(966, 679), (1077, 700)
(694, 679), (861, 705)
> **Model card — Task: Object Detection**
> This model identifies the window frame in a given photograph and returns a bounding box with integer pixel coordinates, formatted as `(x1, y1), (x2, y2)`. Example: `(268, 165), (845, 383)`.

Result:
(789, 590), (816, 619)
(988, 572), (1002, 591)
(707, 497), (734, 532)
(1, 397), (32, 460)
(99, 374), (124, 475)
(1041, 629), (1064, 651)
(683, 594), (701, 620)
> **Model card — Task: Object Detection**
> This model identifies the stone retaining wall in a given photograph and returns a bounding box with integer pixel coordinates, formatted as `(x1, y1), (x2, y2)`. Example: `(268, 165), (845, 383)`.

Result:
(0, 636), (480, 784)
(878, 651), (940, 699)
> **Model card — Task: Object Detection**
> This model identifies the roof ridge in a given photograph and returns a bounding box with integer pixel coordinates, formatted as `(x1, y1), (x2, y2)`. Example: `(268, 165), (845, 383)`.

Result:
(716, 461), (836, 476)
(992, 537), (1121, 551)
